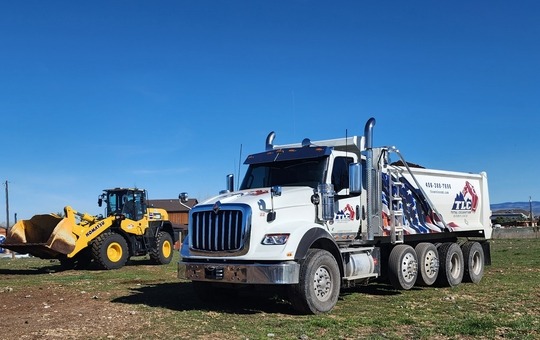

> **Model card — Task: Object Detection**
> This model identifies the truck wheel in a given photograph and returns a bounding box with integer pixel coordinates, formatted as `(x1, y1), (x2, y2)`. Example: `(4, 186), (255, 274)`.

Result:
(150, 231), (174, 265)
(462, 241), (484, 283)
(436, 242), (464, 287)
(415, 243), (439, 286)
(288, 249), (340, 314)
(91, 232), (129, 270)
(388, 244), (418, 290)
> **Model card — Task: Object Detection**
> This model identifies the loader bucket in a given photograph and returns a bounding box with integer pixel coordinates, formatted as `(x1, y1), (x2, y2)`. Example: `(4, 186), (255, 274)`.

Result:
(2, 214), (77, 259)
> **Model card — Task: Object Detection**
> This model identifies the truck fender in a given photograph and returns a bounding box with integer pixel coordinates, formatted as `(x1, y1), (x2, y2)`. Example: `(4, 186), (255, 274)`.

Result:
(294, 227), (344, 277)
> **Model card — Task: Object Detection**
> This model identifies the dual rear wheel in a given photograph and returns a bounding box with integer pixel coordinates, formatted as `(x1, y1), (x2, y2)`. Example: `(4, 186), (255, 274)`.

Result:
(388, 241), (485, 290)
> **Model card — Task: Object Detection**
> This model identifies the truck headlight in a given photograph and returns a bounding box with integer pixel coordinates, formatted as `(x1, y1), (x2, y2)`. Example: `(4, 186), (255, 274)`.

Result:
(261, 233), (290, 245)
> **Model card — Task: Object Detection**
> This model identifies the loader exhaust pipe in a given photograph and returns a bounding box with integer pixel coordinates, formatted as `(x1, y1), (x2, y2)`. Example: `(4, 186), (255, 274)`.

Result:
(364, 117), (376, 241)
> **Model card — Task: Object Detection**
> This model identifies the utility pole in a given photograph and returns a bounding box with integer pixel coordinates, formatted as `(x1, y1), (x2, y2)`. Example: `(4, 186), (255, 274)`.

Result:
(4, 180), (9, 232)
(529, 196), (533, 227)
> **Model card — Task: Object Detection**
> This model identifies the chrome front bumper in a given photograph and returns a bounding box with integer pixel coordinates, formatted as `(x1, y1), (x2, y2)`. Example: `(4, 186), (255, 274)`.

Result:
(179, 261), (300, 284)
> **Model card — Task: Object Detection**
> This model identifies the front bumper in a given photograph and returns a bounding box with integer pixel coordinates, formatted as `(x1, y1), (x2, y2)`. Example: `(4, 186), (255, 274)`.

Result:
(179, 261), (300, 284)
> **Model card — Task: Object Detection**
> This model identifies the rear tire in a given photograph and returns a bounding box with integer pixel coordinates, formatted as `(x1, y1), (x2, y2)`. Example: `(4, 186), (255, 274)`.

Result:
(415, 243), (439, 286)
(436, 242), (464, 287)
(462, 241), (484, 283)
(150, 231), (174, 265)
(288, 249), (340, 314)
(388, 244), (418, 290)
(91, 232), (129, 270)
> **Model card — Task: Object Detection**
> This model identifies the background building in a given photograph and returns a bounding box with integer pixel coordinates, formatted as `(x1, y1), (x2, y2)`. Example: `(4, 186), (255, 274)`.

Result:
(147, 198), (198, 249)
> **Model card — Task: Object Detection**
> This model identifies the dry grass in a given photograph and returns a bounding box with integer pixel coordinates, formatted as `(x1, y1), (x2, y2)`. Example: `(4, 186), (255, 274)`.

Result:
(1, 238), (539, 339)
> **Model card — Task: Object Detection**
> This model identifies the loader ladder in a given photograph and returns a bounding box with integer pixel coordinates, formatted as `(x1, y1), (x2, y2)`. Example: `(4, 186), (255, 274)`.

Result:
(387, 167), (404, 244)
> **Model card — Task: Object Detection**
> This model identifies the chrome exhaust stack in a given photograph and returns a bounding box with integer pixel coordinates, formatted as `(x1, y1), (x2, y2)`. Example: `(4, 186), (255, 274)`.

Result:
(266, 131), (276, 151)
(364, 117), (377, 241)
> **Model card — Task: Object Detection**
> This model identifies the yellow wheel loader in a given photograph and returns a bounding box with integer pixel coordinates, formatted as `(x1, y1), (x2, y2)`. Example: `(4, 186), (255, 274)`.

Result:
(2, 188), (177, 270)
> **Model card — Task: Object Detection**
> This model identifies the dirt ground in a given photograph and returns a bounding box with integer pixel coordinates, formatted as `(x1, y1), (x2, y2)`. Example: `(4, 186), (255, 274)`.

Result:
(0, 282), (154, 339)
(0, 258), (288, 340)
(0, 255), (193, 340)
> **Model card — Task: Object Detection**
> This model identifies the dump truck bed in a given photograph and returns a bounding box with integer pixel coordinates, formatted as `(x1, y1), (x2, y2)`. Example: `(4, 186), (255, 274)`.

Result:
(399, 166), (492, 238)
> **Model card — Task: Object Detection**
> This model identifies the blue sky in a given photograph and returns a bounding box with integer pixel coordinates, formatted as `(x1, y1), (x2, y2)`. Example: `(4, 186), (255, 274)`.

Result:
(1, 1), (539, 222)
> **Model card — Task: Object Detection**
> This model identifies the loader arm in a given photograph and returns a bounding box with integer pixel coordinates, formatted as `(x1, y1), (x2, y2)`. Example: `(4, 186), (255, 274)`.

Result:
(67, 215), (116, 258)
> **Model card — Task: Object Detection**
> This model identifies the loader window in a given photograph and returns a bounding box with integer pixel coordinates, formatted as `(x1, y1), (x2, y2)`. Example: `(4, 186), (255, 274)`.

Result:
(123, 199), (136, 219)
(107, 193), (121, 216)
(105, 191), (145, 219)
(122, 192), (145, 220)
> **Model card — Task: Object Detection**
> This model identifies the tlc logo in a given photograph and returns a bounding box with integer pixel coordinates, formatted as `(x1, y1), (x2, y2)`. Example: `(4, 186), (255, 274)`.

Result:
(452, 181), (479, 212)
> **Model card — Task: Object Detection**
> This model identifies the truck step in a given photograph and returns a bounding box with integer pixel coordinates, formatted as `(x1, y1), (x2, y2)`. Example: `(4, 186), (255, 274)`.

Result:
(343, 273), (379, 281)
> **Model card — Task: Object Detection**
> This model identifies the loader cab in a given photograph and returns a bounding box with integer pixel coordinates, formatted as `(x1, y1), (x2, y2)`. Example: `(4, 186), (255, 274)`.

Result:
(99, 188), (147, 220)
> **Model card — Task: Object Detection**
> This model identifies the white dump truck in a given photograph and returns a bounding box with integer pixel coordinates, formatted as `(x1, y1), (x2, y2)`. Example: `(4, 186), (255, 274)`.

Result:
(179, 117), (492, 314)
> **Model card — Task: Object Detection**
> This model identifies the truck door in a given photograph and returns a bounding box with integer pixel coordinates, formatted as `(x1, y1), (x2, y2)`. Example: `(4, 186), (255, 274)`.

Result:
(330, 156), (361, 238)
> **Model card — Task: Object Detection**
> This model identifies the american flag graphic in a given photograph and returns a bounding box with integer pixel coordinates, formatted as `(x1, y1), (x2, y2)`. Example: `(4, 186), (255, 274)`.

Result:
(382, 173), (445, 235)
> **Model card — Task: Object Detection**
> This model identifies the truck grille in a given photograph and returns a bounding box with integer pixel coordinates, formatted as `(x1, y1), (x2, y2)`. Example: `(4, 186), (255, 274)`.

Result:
(189, 203), (251, 254)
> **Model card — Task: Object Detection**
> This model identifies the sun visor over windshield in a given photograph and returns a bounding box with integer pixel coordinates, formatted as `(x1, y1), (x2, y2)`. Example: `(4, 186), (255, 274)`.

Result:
(244, 146), (332, 165)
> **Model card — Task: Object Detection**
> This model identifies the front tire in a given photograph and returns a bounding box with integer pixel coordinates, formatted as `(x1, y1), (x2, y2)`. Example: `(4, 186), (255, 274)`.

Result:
(288, 249), (340, 314)
(388, 244), (418, 290)
(91, 232), (129, 270)
(462, 241), (484, 283)
(150, 231), (174, 265)
(436, 242), (464, 287)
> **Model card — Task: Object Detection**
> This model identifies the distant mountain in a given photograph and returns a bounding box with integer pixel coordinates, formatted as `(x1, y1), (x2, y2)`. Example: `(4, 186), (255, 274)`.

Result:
(491, 201), (540, 215)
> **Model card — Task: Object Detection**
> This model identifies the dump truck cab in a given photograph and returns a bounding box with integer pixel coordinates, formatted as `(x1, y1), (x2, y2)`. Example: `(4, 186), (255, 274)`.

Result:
(180, 117), (492, 314)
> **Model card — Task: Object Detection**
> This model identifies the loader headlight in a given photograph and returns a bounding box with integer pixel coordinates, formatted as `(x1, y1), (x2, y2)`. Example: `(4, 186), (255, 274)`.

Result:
(261, 233), (290, 245)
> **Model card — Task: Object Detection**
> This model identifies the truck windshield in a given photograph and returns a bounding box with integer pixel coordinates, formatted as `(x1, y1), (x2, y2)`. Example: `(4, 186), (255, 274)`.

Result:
(240, 158), (327, 190)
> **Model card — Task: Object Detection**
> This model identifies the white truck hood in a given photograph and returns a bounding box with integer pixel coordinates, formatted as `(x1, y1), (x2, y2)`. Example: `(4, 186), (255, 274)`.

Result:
(199, 186), (315, 211)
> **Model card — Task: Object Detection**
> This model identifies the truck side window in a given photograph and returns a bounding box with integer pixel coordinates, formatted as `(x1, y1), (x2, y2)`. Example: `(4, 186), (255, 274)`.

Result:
(332, 157), (354, 194)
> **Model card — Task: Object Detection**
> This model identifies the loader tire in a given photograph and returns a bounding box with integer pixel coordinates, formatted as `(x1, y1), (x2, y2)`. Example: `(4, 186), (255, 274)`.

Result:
(91, 232), (129, 270)
(150, 231), (174, 265)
